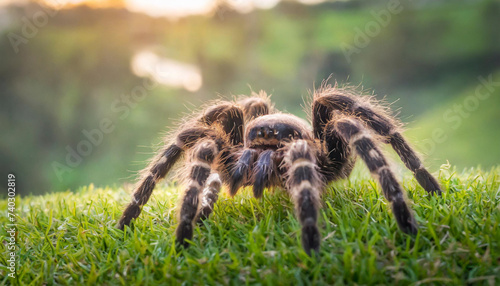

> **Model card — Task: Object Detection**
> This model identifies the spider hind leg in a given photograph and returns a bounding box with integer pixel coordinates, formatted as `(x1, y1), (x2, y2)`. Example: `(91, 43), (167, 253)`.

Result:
(313, 89), (442, 195)
(201, 102), (245, 145)
(238, 91), (272, 121)
(333, 118), (418, 235)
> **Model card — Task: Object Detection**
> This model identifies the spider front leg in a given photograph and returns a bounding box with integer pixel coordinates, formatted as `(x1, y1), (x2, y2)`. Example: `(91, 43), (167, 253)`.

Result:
(328, 118), (418, 235)
(253, 150), (276, 198)
(176, 139), (220, 247)
(228, 148), (278, 199)
(284, 140), (323, 255)
(229, 149), (258, 196)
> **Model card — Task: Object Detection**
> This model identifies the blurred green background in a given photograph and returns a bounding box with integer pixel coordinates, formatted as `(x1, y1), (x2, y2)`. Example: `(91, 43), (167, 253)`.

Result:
(1, 0), (499, 195)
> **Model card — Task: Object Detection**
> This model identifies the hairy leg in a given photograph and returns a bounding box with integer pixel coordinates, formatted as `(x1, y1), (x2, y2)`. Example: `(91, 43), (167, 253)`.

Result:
(200, 102), (245, 145)
(176, 139), (219, 247)
(229, 149), (258, 196)
(332, 117), (418, 234)
(253, 150), (275, 198)
(118, 143), (182, 229)
(238, 91), (272, 121)
(196, 173), (222, 222)
(118, 123), (219, 230)
(284, 140), (323, 255)
(313, 90), (441, 194)
(118, 100), (244, 230)
(320, 120), (354, 180)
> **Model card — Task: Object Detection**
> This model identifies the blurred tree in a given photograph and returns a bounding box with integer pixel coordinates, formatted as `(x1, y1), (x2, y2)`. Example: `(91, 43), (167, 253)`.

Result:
(1, 0), (498, 195)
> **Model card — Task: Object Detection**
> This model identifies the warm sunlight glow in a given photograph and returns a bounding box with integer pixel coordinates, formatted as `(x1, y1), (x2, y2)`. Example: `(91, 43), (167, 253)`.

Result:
(40, 0), (124, 9)
(126, 0), (216, 18)
(253, 0), (280, 9)
(0, 0), (19, 6)
(132, 51), (202, 92)
(31, 0), (328, 18)
(227, 0), (280, 13)
(296, 0), (326, 5)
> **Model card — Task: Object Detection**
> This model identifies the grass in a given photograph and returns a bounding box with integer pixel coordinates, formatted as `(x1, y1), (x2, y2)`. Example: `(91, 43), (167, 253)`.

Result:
(1, 167), (499, 285)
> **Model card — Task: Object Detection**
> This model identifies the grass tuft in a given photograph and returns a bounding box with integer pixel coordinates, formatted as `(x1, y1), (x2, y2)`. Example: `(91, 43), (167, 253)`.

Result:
(1, 167), (499, 285)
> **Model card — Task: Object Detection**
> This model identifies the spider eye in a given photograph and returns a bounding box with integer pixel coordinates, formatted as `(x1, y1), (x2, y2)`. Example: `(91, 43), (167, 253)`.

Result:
(266, 129), (274, 137)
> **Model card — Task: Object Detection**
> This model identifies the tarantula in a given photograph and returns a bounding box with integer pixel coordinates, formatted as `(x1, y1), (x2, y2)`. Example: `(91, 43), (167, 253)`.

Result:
(117, 84), (441, 255)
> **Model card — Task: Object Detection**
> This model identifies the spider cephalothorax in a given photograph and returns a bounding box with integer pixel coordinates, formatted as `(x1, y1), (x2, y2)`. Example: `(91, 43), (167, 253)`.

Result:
(118, 85), (441, 255)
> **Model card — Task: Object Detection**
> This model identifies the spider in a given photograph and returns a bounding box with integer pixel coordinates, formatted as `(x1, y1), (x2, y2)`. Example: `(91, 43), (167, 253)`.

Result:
(117, 84), (442, 255)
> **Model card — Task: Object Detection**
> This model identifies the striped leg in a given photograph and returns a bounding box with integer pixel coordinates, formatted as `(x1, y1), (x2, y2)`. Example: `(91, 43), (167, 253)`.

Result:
(322, 120), (353, 180)
(118, 125), (215, 230)
(197, 173), (222, 222)
(285, 140), (322, 255)
(354, 104), (441, 194)
(333, 118), (418, 235)
(176, 139), (219, 247)
(118, 101), (244, 232)
(118, 143), (183, 229)
(313, 91), (441, 195)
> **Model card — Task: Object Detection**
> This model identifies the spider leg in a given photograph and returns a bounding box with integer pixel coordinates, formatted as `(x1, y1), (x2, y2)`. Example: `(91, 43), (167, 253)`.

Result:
(321, 121), (354, 180)
(176, 139), (219, 247)
(253, 150), (276, 198)
(117, 125), (216, 230)
(238, 91), (272, 121)
(118, 100), (244, 230)
(201, 102), (245, 145)
(313, 91), (441, 195)
(196, 173), (222, 222)
(331, 117), (418, 234)
(284, 140), (322, 255)
(229, 149), (258, 196)
(117, 143), (183, 229)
